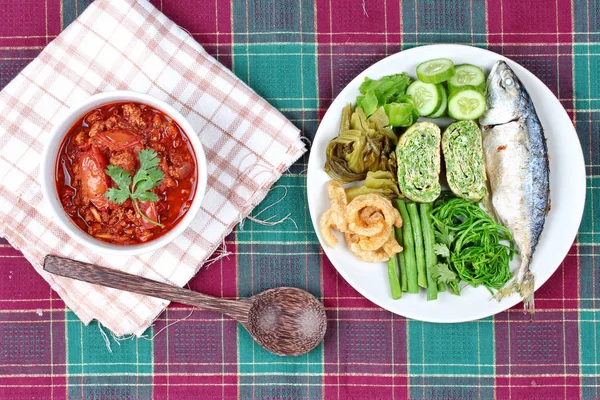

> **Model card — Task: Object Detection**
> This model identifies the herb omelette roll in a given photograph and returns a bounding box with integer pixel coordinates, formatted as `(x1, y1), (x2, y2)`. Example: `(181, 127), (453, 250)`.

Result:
(396, 122), (441, 202)
(442, 120), (487, 201)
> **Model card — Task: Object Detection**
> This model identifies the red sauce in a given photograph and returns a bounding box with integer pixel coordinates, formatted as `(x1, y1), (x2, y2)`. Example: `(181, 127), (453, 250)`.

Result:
(55, 102), (197, 245)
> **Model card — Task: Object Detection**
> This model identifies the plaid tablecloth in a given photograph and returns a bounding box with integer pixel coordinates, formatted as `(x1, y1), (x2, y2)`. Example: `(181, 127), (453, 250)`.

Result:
(0, 0), (597, 399)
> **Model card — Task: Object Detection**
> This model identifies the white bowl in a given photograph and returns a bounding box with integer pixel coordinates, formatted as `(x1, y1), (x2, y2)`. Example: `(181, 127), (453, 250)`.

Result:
(41, 91), (207, 256)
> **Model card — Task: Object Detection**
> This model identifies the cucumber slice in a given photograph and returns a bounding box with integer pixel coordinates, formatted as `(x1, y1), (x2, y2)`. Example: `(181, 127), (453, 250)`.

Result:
(447, 64), (486, 93)
(407, 80), (442, 116)
(428, 84), (448, 118)
(416, 58), (455, 84)
(447, 86), (486, 120)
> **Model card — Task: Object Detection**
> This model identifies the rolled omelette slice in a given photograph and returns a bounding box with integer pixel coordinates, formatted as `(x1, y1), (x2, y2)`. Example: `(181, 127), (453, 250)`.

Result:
(396, 121), (441, 202)
(442, 120), (487, 201)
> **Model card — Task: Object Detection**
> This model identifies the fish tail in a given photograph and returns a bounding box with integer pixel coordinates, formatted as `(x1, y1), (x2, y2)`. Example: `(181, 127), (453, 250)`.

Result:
(492, 280), (518, 301)
(520, 270), (535, 320)
(493, 270), (535, 320)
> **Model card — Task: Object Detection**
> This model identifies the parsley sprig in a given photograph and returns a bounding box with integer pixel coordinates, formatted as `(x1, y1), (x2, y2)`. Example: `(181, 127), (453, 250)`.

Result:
(104, 149), (165, 228)
(430, 217), (460, 295)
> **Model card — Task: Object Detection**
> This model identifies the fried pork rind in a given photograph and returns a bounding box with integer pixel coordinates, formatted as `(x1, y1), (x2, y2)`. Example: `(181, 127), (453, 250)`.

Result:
(344, 232), (394, 263)
(320, 208), (348, 247)
(320, 181), (351, 247)
(319, 185), (403, 263)
(382, 234), (402, 257)
(357, 226), (391, 251)
(327, 180), (348, 209)
(346, 193), (401, 235)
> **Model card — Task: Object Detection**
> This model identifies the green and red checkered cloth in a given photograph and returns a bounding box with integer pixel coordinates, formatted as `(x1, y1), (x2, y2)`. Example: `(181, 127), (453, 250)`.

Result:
(0, 0), (598, 399)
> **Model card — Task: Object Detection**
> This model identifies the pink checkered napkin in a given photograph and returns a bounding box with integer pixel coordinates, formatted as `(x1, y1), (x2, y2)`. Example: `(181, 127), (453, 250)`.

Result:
(0, 0), (305, 336)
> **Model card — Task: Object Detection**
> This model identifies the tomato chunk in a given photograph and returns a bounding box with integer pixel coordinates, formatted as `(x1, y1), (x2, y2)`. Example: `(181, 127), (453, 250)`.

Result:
(138, 201), (159, 230)
(94, 129), (141, 151)
(78, 147), (109, 209)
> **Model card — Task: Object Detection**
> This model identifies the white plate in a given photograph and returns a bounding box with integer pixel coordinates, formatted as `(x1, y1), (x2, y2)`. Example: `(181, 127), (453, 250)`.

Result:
(307, 44), (586, 322)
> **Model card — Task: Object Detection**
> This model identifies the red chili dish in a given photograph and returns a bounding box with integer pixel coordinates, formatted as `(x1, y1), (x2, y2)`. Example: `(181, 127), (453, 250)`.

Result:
(55, 102), (197, 245)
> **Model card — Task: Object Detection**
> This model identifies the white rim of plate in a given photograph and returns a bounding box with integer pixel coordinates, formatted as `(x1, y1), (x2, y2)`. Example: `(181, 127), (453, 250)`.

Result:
(307, 44), (586, 322)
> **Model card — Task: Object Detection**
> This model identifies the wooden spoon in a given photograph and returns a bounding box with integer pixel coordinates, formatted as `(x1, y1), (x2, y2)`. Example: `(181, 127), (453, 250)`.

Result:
(43, 255), (327, 356)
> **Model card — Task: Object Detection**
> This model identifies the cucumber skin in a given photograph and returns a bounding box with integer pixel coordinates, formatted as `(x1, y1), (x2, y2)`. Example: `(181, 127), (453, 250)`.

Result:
(407, 80), (442, 117)
(448, 82), (486, 96)
(427, 84), (448, 118)
(447, 64), (486, 92)
(447, 87), (486, 120)
(448, 84), (485, 94)
(416, 59), (455, 84)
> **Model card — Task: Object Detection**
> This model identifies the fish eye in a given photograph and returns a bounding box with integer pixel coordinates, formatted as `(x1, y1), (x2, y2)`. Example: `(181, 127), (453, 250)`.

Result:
(503, 77), (514, 87)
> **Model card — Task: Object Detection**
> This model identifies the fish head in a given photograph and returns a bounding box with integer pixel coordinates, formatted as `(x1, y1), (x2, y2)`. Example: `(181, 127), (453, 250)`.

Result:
(479, 60), (523, 126)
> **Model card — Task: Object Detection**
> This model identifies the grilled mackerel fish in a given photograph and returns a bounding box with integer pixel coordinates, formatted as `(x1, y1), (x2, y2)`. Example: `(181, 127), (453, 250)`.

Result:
(479, 60), (550, 317)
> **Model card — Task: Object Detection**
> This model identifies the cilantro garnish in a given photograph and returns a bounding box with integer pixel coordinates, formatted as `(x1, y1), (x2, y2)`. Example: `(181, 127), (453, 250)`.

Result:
(433, 243), (450, 258)
(430, 263), (457, 284)
(433, 222), (454, 246)
(104, 149), (165, 227)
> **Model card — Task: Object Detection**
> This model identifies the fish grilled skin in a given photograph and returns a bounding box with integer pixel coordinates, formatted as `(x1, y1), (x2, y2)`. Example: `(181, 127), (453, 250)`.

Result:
(479, 60), (550, 317)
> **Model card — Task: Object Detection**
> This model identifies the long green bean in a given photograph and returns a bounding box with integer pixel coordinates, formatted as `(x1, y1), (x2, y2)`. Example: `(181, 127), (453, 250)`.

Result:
(387, 256), (402, 299)
(395, 199), (419, 293)
(407, 202), (427, 288)
(419, 202), (438, 301)
(394, 225), (408, 291)
(437, 281), (446, 292)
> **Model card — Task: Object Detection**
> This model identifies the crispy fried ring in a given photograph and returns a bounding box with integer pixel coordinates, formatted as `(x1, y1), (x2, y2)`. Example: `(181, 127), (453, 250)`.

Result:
(359, 206), (385, 225)
(320, 208), (348, 247)
(382, 234), (402, 257)
(322, 184), (403, 262)
(344, 233), (392, 263)
(392, 207), (402, 228)
(357, 225), (392, 251)
(327, 180), (348, 209)
(346, 194), (396, 236)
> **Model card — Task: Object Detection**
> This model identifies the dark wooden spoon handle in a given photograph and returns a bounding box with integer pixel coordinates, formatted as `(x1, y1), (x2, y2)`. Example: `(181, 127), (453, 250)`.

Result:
(43, 255), (251, 322)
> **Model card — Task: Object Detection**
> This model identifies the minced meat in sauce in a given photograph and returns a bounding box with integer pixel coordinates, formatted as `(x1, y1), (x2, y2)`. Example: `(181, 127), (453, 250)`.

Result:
(55, 102), (197, 245)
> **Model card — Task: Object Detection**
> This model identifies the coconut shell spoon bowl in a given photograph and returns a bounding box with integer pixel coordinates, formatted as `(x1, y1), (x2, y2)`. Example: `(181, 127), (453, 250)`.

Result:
(43, 255), (327, 356)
